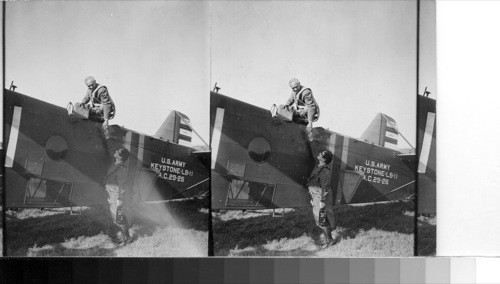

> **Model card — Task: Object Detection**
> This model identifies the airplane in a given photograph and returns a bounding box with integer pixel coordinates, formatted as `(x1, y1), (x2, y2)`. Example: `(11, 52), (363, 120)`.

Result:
(3, 87), (210, 220)
(415, 90), (436, 214)
(210, 89), (436, 214)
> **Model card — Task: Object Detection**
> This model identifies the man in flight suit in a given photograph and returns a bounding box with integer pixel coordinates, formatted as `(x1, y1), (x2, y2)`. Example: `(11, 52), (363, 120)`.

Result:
(284, 78), (320, 131)
(79, 76), (115, 129)
(104, 148), (132, 245)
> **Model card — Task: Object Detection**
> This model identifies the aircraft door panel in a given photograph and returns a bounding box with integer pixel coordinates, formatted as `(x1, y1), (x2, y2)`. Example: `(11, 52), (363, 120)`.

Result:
(225, 179), (276, 208)
(215, 142), (309, 185)
(133, 169), (161, 202)
(25, 158), (44, 175)
(24, 177), (73, 207)
(338, 170), (364, 204)
(41, 159), (75, 180)
(227, 160), (246, 177)
(349, 183), (386, 204)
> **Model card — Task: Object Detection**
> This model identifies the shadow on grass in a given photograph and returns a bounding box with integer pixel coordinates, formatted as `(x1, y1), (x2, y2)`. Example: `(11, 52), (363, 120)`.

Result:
(6, 198), (209, 256)
(213, 201), (415, 256)
(6, 206), (115, 256)
(133, 199), (209, 232)
(228, 247), (318, 257)
(417, 216), (436, 256)
(27, 243), (118, 257)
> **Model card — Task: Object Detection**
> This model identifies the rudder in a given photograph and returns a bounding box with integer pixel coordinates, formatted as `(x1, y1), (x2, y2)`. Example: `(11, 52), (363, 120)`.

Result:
(360, 113), (399, 149)
(154, 111), (192, 146)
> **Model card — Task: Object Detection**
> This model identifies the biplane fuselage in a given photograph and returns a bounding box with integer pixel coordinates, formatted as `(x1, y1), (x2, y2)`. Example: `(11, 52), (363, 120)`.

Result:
(210, 91), (416, 210)
(3, 89), (209, 209)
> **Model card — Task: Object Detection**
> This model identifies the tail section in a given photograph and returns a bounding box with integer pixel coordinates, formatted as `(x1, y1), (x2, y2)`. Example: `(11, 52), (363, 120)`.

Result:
(155, 111), (192, 146)
(360, 113), (399, 149)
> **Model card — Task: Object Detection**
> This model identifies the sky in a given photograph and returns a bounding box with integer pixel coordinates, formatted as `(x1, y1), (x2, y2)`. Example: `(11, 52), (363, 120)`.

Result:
(5, 1), (209, 146)
(211, 1), (435, 148)
(4, 1), (435, 149)
(419, 0), (437, 98)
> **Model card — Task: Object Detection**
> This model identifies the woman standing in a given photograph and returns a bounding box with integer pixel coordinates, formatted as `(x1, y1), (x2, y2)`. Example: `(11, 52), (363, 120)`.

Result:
(104, 148), (131, 245)
(307, 150), (336, 247)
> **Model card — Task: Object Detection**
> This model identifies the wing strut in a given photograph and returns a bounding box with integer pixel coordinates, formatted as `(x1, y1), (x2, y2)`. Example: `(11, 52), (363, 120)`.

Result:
(370, 180), (415, 202)
(191, 127), (209, 149)
(144, 178), (210, 203)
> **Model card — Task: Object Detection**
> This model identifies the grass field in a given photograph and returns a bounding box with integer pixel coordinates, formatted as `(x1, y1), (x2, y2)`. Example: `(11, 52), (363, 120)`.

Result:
(417, 214), (437, 256)
(5, 199), (208, 257)
(0, 207), (3, 256)
(2, 199), (436, 256)
(212, 201), (423, 256)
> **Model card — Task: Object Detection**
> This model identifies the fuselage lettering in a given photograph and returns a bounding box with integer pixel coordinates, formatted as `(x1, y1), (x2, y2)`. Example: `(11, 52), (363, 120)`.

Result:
(356, 159), (397, 185)
(150, 157), (193, 182)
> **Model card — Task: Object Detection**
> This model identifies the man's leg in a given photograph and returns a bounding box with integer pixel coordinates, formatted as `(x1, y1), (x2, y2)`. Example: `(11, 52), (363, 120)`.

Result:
(325, 210), (337, 245)
(310, 189), (331, 247)
(107, 190), (123, 243)
(101, 105), (111, 131)
(322, 227), (333, 243)
(117, 224), (131, 242)
(116, 204), (131, 244)
(292, 113), (309, 125)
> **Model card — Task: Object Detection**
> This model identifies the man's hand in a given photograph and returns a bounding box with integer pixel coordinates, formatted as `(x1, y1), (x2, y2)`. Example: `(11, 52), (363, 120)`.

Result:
(307, 129), (314, 141)
(306, 121), (313, 131)
(117, 199), (123, 207)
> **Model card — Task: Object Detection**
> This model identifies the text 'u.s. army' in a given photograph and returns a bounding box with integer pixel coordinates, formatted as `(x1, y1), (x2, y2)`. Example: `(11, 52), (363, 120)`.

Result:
(150, 157), (194, 182)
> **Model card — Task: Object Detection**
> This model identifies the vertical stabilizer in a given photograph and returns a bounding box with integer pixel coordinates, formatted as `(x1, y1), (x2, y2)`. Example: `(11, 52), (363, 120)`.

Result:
(155, 111), (192, 146)
(360, 113), (399, 149)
